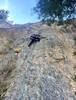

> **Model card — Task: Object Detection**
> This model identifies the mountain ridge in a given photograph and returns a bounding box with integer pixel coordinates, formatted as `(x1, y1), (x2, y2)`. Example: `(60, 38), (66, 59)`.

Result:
(0, 22), (76, 100)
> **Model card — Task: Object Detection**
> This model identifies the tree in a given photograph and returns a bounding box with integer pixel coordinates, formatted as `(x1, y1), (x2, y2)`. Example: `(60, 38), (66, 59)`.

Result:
(0, 9), (9, 21)
(34, 0), (76, 24)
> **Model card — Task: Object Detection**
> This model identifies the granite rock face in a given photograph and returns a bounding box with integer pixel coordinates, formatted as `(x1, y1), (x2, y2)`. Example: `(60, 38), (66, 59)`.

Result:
(0, 23), (76, 100)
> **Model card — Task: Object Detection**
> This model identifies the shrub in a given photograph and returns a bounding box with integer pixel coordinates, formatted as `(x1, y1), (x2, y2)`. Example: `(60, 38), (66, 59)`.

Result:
(0, 9), (9, 21)
(74, 37), (76, 45)
(73, 74), (76, 82)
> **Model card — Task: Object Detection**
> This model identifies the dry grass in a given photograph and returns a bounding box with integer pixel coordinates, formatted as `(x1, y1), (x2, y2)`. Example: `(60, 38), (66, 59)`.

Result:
(4, 39), (14, 50)
(0, 59), (16, 99)
(0, 39), (14, 57)
(0, 50), (8, 56)
(0, 82), (10, 100)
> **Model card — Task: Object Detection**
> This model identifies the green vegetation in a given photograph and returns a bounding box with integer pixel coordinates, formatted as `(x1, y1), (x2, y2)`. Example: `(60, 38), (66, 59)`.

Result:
(74, 37), (76, 45)
(74, 92), (76, 96)
(73, 52), (76, 56)
(34, 0), (76, 25)
(73, 74), (76, 82)
(0, 9), (9, 21)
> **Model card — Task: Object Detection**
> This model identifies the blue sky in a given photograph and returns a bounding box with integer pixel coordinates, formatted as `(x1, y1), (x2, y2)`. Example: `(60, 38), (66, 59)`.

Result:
(0, 0), (39, 24)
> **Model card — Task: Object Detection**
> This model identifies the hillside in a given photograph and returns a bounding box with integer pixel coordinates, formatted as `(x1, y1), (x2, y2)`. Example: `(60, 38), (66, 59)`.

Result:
(0, 23), (76, 100)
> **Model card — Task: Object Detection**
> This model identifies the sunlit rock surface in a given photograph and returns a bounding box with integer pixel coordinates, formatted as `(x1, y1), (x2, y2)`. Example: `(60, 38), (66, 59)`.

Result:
(0, 23), (76, 100)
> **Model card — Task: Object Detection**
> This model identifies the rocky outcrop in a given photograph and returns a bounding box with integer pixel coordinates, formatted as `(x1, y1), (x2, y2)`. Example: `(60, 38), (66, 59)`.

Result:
(0, 23), (76, 100)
